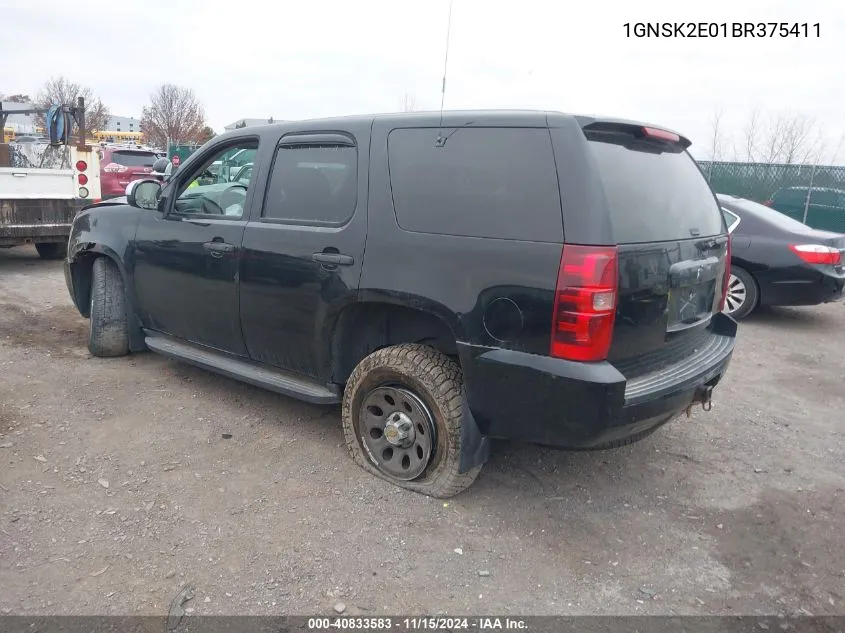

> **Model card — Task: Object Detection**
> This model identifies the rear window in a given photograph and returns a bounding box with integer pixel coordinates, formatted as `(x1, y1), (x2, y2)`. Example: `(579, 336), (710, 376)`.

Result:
(587, 139), (723, 243)
(112, 151), (156, 167)
(387, 127), (563, 242)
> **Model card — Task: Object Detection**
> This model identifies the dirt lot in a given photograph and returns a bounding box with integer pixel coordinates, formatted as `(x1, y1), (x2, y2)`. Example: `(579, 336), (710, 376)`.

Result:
(1, 245), (844, 617)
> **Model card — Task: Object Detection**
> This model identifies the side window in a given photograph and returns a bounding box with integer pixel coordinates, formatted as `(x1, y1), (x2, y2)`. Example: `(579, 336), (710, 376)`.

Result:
(810, 190), (835, 206)
(262, 144), (358, 225)
(387, 127), (563, 241)
(173, 140), (258, 218)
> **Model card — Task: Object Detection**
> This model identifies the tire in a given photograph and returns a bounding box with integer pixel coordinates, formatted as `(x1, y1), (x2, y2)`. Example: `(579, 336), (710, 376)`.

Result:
(341, 344), (482, 498)
(88, 257), (130, 357)
(35, 242), (67, 260)
(723, 265), (759, 320)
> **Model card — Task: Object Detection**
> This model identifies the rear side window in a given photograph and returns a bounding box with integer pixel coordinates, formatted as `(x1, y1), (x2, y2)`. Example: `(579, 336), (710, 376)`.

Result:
(587, 139), (723, 243)
(387, 128), (563, 241)
(111, 151), (155, 167)
(721, 208), (740, 233)
(262, 144), (357, 225)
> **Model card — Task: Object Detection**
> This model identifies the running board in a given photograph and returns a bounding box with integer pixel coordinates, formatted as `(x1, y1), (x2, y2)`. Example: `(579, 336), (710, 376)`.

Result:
(144, 335), (341, 405)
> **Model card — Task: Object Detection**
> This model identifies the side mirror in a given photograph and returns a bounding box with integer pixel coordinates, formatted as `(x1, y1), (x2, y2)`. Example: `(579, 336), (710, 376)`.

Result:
(126, 179), (163, 211)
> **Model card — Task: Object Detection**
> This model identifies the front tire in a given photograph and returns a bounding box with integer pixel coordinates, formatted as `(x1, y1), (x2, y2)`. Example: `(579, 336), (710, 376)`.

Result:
(35, 242), (67, 260)
(723, 265), (758, 320)
(341, 344), (482, 498)
(88, 257), (130, 357)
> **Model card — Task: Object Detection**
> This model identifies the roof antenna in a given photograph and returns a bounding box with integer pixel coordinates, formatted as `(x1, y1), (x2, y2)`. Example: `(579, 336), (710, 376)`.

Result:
(435, 0), (454, 148)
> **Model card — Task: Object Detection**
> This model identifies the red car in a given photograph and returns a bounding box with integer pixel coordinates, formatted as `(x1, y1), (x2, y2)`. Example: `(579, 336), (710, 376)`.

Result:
(99, 147), (158, 199)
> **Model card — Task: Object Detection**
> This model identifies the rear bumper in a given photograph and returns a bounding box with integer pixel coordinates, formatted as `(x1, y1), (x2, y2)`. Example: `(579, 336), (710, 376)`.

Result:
(0, 198), (82, 246)
(460, 313), (737, 449)
(760, 273), (845, 307)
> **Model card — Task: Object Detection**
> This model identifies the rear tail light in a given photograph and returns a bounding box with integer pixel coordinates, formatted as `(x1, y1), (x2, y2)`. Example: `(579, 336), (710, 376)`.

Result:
(550, 245), (618, 362)
(78, 187), (89, 198)
(720, 236), (732, 312)
(789, 244), (842, 266)
(75, 160), (87, 172)
(642, 127), (680, 143)
(103, 162), (127, 173)
(78, 174), (88, 185)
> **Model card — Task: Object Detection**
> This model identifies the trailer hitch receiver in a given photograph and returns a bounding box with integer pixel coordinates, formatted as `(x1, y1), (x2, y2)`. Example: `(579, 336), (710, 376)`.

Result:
(685, 385), (714, 417)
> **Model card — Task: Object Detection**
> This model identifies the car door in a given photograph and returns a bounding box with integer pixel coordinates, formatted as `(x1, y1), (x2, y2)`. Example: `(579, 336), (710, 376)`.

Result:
(239, 128), (369, 379)
(131, 135), (263, 356)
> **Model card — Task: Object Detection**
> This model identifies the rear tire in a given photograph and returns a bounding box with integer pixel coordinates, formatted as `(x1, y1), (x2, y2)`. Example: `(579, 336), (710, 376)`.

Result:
(35, 242), (67, 260)
(341, 344), (482, 498)
(88, 257), (129, 357)
(723, 265), (758, 320)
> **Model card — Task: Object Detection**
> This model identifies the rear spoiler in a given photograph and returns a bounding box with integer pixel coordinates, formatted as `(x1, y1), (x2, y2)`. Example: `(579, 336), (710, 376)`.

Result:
(580, 119), (692, 150)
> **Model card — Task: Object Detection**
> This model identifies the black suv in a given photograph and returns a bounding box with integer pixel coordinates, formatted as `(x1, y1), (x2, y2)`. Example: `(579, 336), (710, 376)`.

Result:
(64, 111), (736, 497)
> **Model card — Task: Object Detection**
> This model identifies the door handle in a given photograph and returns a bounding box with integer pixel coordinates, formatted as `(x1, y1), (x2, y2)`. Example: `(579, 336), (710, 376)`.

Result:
(203, 240), (235, 258)
(312, 252), (354, 266)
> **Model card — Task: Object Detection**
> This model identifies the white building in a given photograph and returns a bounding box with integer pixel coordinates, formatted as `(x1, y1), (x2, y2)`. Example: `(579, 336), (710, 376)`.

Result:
(105, 115), (142, 134)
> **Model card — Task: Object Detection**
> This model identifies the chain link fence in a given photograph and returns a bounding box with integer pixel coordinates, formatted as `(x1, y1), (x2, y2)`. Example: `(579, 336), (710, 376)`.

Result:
(698, 161), (845, 203)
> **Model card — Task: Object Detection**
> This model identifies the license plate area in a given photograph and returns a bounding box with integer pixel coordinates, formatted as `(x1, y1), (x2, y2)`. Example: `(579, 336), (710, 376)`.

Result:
(667, 282), (716, 331)
(667, 256), (721, 332)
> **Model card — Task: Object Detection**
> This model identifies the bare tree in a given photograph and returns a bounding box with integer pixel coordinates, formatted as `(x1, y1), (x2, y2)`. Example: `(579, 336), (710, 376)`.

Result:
(735, 109), (822, 164)
(735, 108), (761, 162)
(140, 84), (206, 148)
(1, 93), (32, 103)
(199, 125), (216, 144)
(401, 92), (419, 112)
(708, 107), (724, 159)
(35, 77), (110, 133)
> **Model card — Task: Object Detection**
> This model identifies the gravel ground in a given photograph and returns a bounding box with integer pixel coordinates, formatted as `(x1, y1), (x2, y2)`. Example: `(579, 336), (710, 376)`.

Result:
(1, 245), (844, 617)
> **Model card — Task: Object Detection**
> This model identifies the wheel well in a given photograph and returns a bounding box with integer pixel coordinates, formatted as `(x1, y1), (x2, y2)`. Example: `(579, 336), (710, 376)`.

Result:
(332, 303), (459, 383)
(69, 252), (98, 317)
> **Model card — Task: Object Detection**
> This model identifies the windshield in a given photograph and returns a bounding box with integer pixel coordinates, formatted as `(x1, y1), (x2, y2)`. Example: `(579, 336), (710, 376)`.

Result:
(588, 138), (724, 243)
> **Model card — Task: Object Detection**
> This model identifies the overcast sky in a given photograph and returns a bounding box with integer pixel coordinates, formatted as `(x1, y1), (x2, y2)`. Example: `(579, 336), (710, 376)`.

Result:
(2, 0), (842, 160)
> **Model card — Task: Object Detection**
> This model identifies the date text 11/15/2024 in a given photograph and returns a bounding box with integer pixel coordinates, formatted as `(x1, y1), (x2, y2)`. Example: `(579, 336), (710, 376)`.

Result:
(624, 22), (820, 38)
(307, 617), (528, 630)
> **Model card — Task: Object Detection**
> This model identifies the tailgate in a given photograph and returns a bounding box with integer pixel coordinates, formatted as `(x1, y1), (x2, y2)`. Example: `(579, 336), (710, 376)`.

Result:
(0, 198), (82, 242)
(582, 122), (730, 378)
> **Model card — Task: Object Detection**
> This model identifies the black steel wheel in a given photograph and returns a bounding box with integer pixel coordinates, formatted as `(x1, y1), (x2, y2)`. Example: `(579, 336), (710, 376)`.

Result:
(341, 344), (482, 497)
(358, 385), (436, 481)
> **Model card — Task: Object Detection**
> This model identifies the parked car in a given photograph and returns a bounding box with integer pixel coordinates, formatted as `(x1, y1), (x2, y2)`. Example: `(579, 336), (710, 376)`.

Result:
(99, 146), (158, 199)
(63, 111), (736, 497)
(719, 194), (845, 319)
(765, 186), (845, 234)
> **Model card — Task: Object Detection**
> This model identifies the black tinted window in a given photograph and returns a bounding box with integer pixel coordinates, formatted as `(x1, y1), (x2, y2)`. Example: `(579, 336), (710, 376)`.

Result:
(387, 128), (563, 241)
(112, 151), (156, 167)
(263, 145), (357, 224)
(588, 139), (723, 243)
